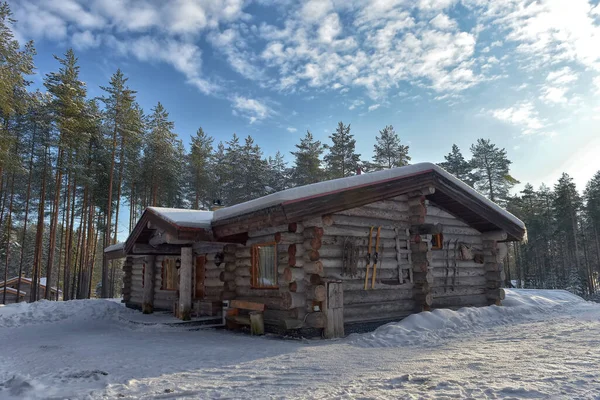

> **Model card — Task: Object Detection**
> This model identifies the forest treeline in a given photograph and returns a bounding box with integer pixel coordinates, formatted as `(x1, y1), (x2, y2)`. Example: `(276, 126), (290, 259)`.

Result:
(0, 3), (598, 303)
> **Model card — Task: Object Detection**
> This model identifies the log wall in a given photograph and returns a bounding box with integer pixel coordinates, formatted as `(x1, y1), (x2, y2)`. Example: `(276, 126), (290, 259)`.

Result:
(425, 203), (489, 309)
(311, 196), (415, 324)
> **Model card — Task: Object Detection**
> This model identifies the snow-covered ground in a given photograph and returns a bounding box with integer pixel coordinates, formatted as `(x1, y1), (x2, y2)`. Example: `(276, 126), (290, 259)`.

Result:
(1, 290), (599, 399)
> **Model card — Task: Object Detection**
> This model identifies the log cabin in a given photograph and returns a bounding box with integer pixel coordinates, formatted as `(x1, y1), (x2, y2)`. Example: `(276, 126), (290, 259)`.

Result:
(106, 163), (526, 338)
(0, 275), (62, 303)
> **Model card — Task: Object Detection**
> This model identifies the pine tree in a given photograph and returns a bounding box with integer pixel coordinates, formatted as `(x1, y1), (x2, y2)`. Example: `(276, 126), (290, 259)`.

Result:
(189, 127), (213, 209)
(99, 69), (138, 297)
(266, 151), (289, 193)
(372, 125), (410, 169)
(438, 144), (472, 184)
(290, 130), (325, 186)
(470, 139), (518, 203)
(554, 173), (585, 293)
(324, 121), (361, 178)
(142, 102), (183, 207)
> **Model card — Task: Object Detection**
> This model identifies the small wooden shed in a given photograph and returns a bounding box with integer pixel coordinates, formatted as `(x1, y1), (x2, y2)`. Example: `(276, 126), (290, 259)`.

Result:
(107, 163), (526, 337)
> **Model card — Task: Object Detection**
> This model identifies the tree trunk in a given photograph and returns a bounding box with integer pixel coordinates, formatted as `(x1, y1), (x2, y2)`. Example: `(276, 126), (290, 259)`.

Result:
(16, 125), (36, 303)
(45, 148), (65, 299)
(2, 170), (16, 304)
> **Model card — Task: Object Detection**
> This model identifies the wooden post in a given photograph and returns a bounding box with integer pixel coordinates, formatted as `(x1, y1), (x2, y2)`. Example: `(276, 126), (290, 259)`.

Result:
(142, 255), (155, 314)
(179, 247), (193, 321)
(324, 280), (344, 338)
(408, 191), (434, 311)
(249, 311), (265, 335)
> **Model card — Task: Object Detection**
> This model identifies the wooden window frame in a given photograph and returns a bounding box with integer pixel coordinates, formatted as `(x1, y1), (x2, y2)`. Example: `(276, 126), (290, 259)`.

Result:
(431, 233), (444, 250)
(161, 258), (178, 291)
(251, 242), (278, 289)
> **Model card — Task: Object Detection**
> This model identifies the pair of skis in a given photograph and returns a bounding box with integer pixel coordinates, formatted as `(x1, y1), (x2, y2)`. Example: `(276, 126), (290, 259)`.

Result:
(364, 226), (382, 290)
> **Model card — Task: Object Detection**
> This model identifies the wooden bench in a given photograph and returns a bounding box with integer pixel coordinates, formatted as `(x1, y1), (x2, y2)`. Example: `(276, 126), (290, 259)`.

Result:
(225, 300), (265, 335)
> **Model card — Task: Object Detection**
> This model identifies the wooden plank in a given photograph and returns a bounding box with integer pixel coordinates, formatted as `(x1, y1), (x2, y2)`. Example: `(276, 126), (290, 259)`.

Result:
(230, 299), (266, 312)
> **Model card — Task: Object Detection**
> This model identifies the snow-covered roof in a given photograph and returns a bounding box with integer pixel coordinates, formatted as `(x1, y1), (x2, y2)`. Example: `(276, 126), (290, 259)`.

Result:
(147, 207), (213, 229)
(104, 242), (125, 253)
(0, 276), (61, 293)
(3, 287), (26, 296)
(212, 163), (525, 230)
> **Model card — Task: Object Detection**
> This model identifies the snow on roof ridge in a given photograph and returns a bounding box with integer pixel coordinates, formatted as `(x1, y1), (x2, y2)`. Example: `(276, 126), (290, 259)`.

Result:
(147, 206), (213, 229)
(212, 162), (525, 230)
(125, 163), (524, 235)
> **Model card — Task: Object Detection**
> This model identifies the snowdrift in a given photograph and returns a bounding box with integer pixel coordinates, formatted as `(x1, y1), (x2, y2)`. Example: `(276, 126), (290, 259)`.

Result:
(352, 289), (591, 348)
(0, 299), (135, 328)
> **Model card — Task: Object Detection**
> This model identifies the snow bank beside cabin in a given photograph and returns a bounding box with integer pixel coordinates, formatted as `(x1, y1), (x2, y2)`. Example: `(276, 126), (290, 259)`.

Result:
(353, 289), (590, 348)
(0, 299), (134, 328)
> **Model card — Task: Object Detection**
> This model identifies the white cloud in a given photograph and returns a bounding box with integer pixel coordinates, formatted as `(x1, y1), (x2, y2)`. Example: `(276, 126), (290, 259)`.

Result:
(429, 13), (457, 30)
(546, 67), (579, 85)
(539, 86), (569, 105)
(231, 96), (273, 123)
(71, 30), (100, 50)
(593, 76), (600, 94)
(368, 103), (381, 111)
(349, 99), (364, 110)
(286, 127), (297, 132)
(490, 102), (545, 135)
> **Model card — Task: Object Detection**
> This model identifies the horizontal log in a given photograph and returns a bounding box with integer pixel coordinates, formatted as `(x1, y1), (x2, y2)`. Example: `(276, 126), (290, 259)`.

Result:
(282, 267), (305, 283)
(235, 248), (251, 258)
(302, 226), (324, 239)
(482, 231), (508, 241)
(304, 261), (324, 275)
(413, 270), (434, 284)
(415, 293), (434, 308)
(409, 223), (443, 235)
(487, 288), (506, 301)
(235, 286), (282, 298)
(430, 259), (486, 269)
(342, 279), (413, 291)
(433, 275), (487, 287)
(224, 262), (237, 272)
(307, 250), (320, 261)
(235, 267), (251, 277)
(303, 238), (322, 251)
(322, 226), (400, 239)
(274, 232), (305, 244)
(344, 288), (412, 305)
(431, 286), (487, 298)
(282, 292), (305, 309)
(304, 312), (326, 328)
(205, 269), (221, 279)
(246, 234), (279, 246)
(485, 270), (506, 282)
(223, 244), (239, 253)
(306, 285), (326, 302)
(335, 206), (411, 222)
(323, 267), (398, 281)
(289, 280), (306, 293)
(307, 274), (322, 285)
(247, 224), (289, 238)
(326, 214), (407, 230)
(302, 217), (324, 228)
(288, 222), (304, 234)
(432, 294), (487, 308)
(264, 308), (306, 322)
(235, 276), (251, 287)
(288, 244), (304, 257)
(316, 246), (406, 259)
(224, 280), (236, 292)
(204, 278), (223, 287)
(235, 258), (252, 268)
(344, 301), (416, 320)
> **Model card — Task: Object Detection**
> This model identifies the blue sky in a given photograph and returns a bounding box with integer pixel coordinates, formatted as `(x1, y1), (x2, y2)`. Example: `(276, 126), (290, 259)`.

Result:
(12, 0), (600, 193)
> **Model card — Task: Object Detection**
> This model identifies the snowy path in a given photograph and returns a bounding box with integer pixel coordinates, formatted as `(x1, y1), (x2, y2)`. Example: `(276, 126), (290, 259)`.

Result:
(1, 290), (600, 399)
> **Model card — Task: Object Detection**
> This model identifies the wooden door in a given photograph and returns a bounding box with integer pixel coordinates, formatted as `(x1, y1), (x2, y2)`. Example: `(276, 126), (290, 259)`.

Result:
(194, 256), (206, 299)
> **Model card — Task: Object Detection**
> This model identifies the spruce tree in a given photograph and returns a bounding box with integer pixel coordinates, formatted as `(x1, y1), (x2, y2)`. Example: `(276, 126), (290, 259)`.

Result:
(267, 151), (289, 193)
(438, 144), (472, 184)
(470, 139), (518, 203)
(189, 127), (213, 209)
(141, 102), (183, 207)
(372, 125), (410, 169)
(324, 121), (361, 178)
(290, 130), (325, 186)
(554, 173), (585, 294)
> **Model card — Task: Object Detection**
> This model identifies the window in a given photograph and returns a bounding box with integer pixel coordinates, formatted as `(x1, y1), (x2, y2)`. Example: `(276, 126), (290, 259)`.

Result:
(161, 258), (178, 290)
(251, 243), (278, 289)
(431, 233), (444, 250)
